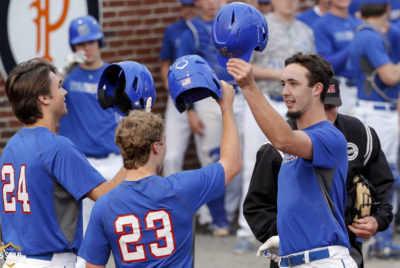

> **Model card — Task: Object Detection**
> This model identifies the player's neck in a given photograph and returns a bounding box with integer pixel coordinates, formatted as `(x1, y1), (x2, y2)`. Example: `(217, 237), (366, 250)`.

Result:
(329, 6), (349, 18)
(27, 117), (57, 134)
(79, 59), (104, 70)
(364, 16), (389, 32)
(296, 103), (327, 130)
(273, 11), (295, 25)
(124, 164), (157, 181)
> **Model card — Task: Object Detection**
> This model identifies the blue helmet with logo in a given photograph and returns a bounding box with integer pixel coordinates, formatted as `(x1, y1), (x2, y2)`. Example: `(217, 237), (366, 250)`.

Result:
(168, 55), (222, 113)
(212, 2), (268, 67)
(98, 61), (156, 116)
(69, 15), (104, 51)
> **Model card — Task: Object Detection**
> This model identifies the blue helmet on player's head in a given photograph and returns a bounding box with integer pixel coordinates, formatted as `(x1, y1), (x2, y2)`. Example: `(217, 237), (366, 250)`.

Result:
(69, 15), (104, 51)
(361, 0), (390, 4)
(168, 55), (222, 113)
(98, 61), (156, 116)
(181, 0), (194, 5)
(212, 2), (268, 67)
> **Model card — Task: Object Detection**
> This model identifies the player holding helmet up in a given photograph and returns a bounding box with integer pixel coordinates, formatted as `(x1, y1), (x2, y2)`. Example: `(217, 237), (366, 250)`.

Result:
(78, 55), (242, 268)
(227, 53), (357, 267)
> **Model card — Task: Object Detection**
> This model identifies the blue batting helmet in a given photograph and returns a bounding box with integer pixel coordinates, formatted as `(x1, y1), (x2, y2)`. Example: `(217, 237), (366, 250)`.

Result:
(168, 55), (222, 113)
(97, 61), (156, 116)
(181, 0), (194, 4)
(212, 2), (268, 67)
(69, 15), (104, 51)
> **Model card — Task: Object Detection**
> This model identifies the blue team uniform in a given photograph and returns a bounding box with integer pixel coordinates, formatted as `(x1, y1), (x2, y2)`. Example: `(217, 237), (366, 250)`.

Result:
(177, 17), (234, 83)
(277, 121), (349, 255)
(296, 6), (323, 28)
(0, 127), (105, 255)
(79, 163), (225, 267)
(348, 23), (400, 101)
(313, 13), (361, 77)
(391, 0), (400, 22)
(59, 65), (119, 158)
(160, 20), (189, 61)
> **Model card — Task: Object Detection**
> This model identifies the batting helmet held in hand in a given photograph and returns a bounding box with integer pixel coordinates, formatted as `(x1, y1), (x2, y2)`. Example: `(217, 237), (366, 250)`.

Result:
(69, 15), (104, 51)
(168, 55), (222, 113)
(98, 61), (156, 116)
(212, 2), (268, 67)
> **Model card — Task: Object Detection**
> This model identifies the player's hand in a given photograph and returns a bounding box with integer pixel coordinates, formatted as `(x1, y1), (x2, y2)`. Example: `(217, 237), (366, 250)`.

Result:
(257, 235), (280, 263)
(58, 51), (87, 78)
(217, 80), (235, 110)
(187, 109), (204, 136)
(226, 58), (257, 91)
(348, 216), (378, 239)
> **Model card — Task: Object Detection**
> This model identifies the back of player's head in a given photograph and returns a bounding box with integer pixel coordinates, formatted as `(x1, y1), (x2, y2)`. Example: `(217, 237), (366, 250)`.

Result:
(6, 58), (56, 125)
(69, 15), (104, 51)
(115, 110), (164, 169)
(284, 53), (334, 103)
(360, 0), (390, 18)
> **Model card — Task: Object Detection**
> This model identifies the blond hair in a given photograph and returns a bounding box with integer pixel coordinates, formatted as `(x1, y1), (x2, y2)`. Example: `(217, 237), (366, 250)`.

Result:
(115, 110), (164, 169)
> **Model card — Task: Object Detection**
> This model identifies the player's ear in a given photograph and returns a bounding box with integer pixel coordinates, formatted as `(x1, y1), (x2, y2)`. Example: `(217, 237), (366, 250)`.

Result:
(38, 94), (51, 105)
(152, 142), (159, 154)
(313, 82), (323, 97)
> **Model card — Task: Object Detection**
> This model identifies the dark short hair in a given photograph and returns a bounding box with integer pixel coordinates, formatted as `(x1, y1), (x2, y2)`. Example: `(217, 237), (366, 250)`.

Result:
(115, 110), (164, 169)
(284, 52), (334, 103)
(360, 4), (388, 18)
(5, 58), (56, 125)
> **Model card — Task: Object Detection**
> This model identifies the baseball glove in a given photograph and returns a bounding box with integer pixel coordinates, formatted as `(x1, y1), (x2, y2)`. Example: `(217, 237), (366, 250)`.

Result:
(350, 175), (380, 222)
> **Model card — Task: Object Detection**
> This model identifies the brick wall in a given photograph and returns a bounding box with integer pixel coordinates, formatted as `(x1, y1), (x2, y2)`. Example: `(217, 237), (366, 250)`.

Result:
(0, 0), (313, 169)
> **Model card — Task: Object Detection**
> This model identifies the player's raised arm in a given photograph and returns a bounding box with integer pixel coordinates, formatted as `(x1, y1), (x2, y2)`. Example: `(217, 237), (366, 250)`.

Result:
(227, 58), (313, 159)
(217, 81), (242, 184)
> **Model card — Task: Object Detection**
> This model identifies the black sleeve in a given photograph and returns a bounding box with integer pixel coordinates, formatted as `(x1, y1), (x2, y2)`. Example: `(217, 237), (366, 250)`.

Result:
(243, 143), (282, 243)
(362, 126), (394, 231)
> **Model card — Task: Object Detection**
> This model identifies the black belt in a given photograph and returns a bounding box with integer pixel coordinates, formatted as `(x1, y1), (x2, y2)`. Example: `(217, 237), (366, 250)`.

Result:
(26, 253), (53, 261)
(280, 248), (330, 267)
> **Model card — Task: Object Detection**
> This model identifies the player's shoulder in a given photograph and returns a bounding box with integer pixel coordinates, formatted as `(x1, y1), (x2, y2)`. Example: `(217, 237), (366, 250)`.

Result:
(336, 114), (369, 139)
(166, 19), (187, 31)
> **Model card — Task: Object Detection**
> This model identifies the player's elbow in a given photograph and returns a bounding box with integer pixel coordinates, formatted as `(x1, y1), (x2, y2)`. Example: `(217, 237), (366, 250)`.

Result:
(220, 156), (242, 185)
(377, 64), (400, 86)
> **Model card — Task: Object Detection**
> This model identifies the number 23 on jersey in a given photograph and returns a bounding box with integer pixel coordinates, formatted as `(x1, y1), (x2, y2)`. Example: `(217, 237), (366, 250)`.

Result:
(115, 209), (176, 263)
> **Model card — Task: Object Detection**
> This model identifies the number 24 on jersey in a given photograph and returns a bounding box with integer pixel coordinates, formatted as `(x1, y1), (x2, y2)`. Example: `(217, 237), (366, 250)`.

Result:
(1, 164), (31, 213)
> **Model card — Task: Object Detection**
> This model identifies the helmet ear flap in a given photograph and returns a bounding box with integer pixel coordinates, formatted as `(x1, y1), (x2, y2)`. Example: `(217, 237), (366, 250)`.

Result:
(114, 74), (132, 116)
(98, 86), (114, 109)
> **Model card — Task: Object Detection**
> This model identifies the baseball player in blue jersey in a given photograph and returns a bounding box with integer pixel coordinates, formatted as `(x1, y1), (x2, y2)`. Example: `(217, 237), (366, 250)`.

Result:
(227, 53), (357, 267)
(176, 0), (241, 234)
(160, 0), (199, 178)
(348, 0), (400, 257)
(296, 0), (331, 28)
(78, 79), (241, 267)
(0, 58), (126, 268)
(313, 0), (361, 115)
(58, 16), (123, 249)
